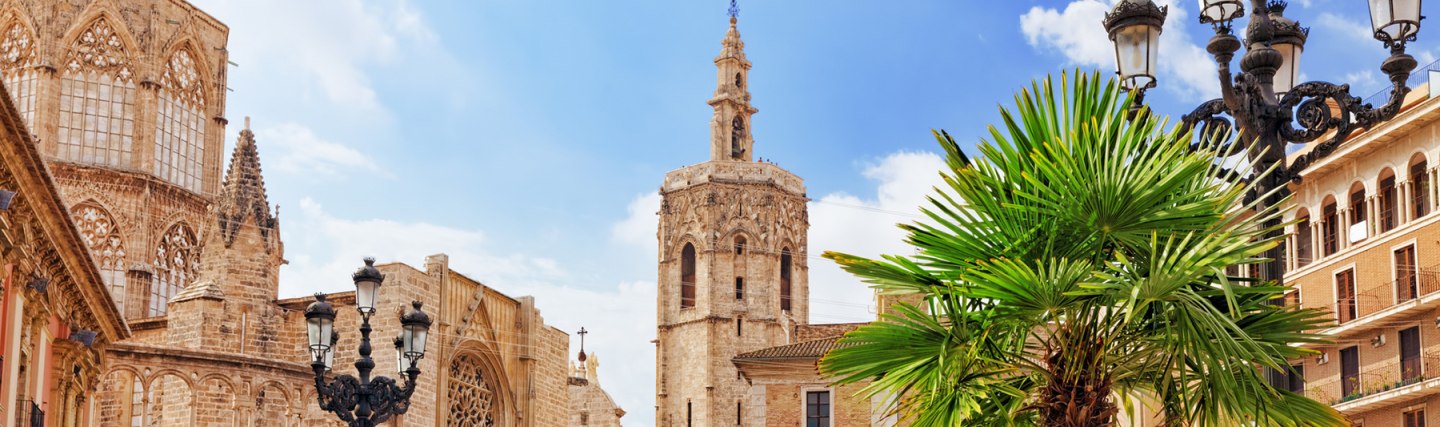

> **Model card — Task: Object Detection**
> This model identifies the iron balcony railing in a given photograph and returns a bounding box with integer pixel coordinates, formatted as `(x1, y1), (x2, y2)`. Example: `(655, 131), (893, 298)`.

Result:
(1305, 349), (1440, 406)
(1363, 57), (1440, 107)
(1335, 266), (1440, 325)
(14, 400), (40, 427)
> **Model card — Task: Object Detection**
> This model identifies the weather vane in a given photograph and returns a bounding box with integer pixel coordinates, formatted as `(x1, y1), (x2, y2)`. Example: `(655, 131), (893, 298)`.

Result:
(728, 0), (738, 19)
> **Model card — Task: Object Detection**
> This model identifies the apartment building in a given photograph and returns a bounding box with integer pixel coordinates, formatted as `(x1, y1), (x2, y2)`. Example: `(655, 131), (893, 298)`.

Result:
(1287, 72), (1440, 426)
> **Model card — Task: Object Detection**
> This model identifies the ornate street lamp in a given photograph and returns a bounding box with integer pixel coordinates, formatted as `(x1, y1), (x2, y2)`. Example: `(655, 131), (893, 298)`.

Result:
(1104, 0), (1422, 284)
(305, 258), (433, 427)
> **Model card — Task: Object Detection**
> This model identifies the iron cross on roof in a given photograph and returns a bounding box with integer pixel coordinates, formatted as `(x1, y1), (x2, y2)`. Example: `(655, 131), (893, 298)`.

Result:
(577, 327), (588, 362)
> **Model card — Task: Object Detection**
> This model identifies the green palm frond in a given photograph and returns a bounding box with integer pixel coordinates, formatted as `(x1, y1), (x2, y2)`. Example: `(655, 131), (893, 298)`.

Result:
(819, 70), (1342, 426)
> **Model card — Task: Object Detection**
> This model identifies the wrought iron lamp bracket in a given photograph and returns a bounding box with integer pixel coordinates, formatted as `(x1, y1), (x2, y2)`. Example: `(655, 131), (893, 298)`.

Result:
(311, 363), (420, 427)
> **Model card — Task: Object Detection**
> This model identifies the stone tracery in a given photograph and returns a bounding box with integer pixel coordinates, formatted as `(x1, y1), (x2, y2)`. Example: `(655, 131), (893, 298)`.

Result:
(71, 201), (128, 312)
(0, 18), (37, 131)
(155, 48), (207, 192)
(448, 353), (496, 427)
(0, 20), (34, 66)
(64, 16), (132, 78)
(58, 16), (137, 169)
(151, 223), (198, 316)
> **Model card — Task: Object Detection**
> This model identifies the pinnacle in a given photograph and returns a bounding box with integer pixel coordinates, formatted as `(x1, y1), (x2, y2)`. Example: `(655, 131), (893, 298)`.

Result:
(216, 117), (277, 246)
(717, 16), (746, 62)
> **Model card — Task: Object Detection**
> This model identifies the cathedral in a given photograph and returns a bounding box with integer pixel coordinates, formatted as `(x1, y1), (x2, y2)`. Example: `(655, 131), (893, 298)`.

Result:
(654, 11), (906, 427)
(0, 0), (623, 425)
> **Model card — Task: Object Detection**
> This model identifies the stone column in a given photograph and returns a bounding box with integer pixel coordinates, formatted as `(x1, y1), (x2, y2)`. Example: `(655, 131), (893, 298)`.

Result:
(1339, 208), (1350, 249)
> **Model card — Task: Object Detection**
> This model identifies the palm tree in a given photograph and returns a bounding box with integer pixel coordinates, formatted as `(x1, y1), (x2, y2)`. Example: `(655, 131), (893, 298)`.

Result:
(818, 71), (1341, 426)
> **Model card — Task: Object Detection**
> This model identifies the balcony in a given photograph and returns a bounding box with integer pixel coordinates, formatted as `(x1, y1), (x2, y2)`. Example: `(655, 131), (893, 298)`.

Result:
(1306, 350), (1440, 414)
(14, 400), (40, 427)
(1324, 266), (1440, 338)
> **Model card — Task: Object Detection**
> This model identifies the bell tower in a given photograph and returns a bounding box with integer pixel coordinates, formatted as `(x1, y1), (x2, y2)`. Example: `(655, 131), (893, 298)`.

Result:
(709, 10), (758, 162)
(655, 5), (810, 426)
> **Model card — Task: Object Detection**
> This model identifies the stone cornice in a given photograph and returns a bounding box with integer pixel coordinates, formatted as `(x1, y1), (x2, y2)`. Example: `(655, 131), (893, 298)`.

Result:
(109, 341), (312, 376)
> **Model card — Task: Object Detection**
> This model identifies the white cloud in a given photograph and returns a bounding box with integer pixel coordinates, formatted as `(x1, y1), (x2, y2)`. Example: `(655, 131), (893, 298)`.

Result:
(281, 197), (568, 297)
(252, 122), (383, 178)
(1317, 12), (1375, 44)
(611, 192), (661, 250)
(280, 197), (657, 426)
(807, 151), (947, 323)
(192, 0), (440, 111)
(1020, 0), (1219, 101)
(1344, 69), (1383, 94)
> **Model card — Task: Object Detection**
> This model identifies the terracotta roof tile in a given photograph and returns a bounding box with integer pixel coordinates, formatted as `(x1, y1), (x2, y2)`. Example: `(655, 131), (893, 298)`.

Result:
(733, 335), (852, 360)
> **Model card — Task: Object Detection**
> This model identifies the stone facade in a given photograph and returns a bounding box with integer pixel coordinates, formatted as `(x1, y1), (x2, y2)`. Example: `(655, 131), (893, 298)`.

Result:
(568, 353), (625, 426)
(654, 14), (812, 427)
(0, 0), (232, 322)
(0, 62), (127, 426)
(0, 1), (601, 426)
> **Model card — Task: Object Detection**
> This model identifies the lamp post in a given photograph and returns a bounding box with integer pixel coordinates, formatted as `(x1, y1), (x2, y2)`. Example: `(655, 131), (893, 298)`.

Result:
(1103, 0), (1423, 284)
(305, 258), (433, 427)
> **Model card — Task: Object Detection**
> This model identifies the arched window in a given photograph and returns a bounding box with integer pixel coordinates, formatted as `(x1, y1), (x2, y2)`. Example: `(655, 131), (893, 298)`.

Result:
(1380, 169), (1398, 232)
(734, 236), (746, 254)
(1322, 197), (1339, 256)
(71, 202), (127, 312)
(780, 248), (792, 312)
(730, 117), (745, 159)
(151, 223), (198, 316)
(58, 16), (135, 168)
(1412, 155), (1430, 218)
(448, 353), (496, 426)
(1295, 209), (1312, 268)
(734, 72), (743, 88)
(154, 49), (206, 192)
(1349, 183), (1367, 228)
(680, 243), (696, 309)
(130, 377), (144, 426)
(0, 20), (39, 131)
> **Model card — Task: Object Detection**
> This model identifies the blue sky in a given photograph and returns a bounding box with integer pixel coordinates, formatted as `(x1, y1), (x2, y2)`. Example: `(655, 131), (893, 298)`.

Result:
(189, 1), (1430, 425)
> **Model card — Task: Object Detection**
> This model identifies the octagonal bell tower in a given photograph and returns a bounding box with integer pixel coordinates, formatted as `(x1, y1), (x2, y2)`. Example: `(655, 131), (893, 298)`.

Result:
(654, 11), (810, 427)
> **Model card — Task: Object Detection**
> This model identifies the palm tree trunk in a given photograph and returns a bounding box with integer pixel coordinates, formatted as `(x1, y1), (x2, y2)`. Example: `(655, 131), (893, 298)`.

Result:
(1040, 324), (1118, 427)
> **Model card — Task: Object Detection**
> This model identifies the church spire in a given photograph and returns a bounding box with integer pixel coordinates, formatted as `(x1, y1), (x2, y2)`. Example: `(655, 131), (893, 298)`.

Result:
(215, 116), (277, 247)
(708, 4), (758, 162)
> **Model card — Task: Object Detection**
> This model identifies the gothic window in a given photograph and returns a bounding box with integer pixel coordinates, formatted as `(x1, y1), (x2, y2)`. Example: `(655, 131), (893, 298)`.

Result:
(680, 243), (696, 309)
(59, 16), (136, 168)
(734, 72), (742, 88)
(780, 247), (792, 312)
(0, 20), (38, 131)
(71, 202), (127, 313)
(155, 49), (207, 193)
(448, 353), (496, 426)
(151, 223), (198, 316)
(730, 117), (744, 159)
